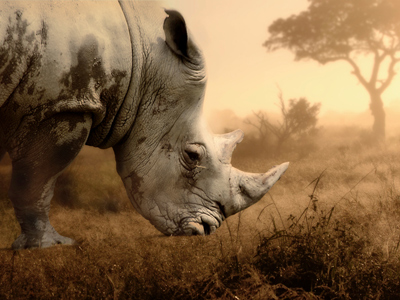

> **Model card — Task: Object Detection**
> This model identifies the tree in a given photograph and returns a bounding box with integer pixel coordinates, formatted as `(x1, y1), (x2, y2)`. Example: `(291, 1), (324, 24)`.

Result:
(264, 0), (400, 141)
(246, 91), (320, 153)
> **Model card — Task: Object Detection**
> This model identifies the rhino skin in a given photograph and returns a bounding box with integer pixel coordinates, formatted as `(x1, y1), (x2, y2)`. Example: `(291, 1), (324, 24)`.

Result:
(0, 0), (288, 250)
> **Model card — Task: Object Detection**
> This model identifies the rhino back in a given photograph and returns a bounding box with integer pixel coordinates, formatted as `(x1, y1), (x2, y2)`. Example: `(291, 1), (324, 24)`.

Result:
(0, 0), (133, 148)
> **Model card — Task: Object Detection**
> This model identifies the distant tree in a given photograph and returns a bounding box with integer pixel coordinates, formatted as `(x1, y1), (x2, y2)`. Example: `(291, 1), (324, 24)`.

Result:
(246, 91), (320, 152)
(264, 0), (400, 141)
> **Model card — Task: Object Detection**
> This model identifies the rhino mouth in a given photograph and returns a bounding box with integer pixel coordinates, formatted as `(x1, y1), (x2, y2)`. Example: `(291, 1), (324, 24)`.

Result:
(175, 214), (223, 236)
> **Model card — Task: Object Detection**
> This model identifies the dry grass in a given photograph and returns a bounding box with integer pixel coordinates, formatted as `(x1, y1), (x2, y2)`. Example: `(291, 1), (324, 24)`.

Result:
(2, 126), (400, 299)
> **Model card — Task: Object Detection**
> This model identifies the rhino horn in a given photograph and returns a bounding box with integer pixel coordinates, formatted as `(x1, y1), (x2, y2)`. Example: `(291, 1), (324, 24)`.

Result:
(223, 162), (289, 217)
(214, 129), (244, 164)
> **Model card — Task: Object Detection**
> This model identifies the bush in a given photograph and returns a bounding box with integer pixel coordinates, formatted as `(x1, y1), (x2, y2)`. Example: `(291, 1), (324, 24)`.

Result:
(254, 202), (400, 299)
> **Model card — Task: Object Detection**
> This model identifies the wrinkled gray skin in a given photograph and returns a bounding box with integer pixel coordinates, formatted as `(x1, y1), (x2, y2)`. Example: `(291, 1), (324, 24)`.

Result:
(0, 1), (288, 250)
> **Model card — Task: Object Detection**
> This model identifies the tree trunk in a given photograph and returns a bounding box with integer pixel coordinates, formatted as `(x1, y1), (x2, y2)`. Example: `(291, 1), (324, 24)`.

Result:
(369, 91), (385, 142)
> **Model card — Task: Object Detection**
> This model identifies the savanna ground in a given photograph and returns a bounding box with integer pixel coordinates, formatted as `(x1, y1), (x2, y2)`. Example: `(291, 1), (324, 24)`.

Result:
(2, 124), (400, 299)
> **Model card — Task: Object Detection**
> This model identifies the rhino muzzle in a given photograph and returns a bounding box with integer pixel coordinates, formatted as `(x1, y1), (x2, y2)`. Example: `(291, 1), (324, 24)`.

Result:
(172, 162), (289, 236)
(182, 215), (221, 236)
(167, 131), (289, 237)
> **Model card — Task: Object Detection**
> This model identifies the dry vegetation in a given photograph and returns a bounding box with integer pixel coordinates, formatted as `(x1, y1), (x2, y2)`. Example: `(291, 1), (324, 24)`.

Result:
(2, 124), (400, 299)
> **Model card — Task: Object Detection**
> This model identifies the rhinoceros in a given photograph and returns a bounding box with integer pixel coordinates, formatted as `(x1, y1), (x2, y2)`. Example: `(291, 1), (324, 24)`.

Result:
(0, 1), (288, 250)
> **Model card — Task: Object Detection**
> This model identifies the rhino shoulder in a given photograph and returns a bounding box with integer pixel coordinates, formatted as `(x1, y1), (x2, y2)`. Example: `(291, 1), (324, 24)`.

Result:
(0, 1), (133, 147)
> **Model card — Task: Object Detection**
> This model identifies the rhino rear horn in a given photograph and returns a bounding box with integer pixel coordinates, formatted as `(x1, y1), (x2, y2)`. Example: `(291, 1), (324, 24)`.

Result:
(214, 130), (244, 164)
(163, 10), (189, 57)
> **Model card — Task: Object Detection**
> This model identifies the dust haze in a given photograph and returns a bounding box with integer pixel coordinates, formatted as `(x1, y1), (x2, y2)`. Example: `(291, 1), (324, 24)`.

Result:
(3, 102), (400, 297)
(207, 104), (400, 160)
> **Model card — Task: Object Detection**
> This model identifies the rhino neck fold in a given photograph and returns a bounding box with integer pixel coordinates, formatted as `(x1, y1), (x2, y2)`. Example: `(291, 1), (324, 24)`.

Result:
(86, 2), (149, 149)
(85, 72), (136, 149)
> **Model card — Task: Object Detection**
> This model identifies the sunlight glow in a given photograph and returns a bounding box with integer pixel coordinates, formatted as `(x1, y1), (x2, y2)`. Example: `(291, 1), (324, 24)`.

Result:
(164, 0), (400, 120)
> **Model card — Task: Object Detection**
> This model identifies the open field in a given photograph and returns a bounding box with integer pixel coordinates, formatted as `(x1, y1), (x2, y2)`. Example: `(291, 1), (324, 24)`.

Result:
(2, 125), (400, 299)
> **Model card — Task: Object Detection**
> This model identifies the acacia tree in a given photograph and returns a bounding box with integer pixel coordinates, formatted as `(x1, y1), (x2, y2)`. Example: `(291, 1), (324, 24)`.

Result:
(264, 0), (400, 141)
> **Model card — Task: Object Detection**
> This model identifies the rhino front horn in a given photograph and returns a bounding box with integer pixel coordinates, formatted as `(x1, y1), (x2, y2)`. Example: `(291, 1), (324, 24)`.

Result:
(224, 162), (289, 217)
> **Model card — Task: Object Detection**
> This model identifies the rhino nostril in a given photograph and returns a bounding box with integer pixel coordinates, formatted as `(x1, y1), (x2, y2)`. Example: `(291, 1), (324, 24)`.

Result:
(202, 221), (211, 235)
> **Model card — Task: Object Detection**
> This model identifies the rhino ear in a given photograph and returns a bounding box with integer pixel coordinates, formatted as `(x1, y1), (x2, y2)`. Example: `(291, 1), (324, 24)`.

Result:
(163, 9), (188, 58)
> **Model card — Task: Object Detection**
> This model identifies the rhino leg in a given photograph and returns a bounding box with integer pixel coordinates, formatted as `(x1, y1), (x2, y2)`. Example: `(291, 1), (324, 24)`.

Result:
(8, 114), (92, 249)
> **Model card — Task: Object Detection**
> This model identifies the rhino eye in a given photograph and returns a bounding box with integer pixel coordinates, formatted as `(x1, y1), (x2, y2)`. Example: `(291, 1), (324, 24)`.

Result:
(183, 144), (204, 166)
(185, 150), (199, 161)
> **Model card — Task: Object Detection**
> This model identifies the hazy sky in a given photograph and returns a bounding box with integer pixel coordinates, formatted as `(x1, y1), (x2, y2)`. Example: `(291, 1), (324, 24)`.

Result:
(163, 0), (400, 118)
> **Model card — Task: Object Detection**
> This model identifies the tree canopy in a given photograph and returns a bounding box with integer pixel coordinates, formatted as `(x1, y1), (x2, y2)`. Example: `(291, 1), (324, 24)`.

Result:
(264, 0), (400, 140)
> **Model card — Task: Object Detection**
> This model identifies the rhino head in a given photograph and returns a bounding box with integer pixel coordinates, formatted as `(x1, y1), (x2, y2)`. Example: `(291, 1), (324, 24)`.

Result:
(113, 9), (288, 236)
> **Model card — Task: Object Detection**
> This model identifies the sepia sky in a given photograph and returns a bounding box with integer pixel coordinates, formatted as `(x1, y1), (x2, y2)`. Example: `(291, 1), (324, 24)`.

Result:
(163, 0), (400, 118)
